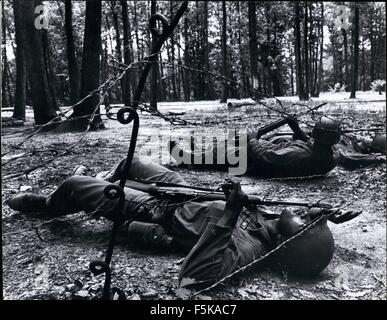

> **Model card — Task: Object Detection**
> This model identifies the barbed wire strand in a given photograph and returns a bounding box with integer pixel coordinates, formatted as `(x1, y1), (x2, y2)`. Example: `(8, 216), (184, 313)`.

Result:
(192, 214), (326, 296)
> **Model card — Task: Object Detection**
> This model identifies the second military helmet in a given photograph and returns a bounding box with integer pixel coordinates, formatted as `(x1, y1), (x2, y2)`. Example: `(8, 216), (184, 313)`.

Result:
(312, 117), (342, 146)
(274, 210), (335, 277)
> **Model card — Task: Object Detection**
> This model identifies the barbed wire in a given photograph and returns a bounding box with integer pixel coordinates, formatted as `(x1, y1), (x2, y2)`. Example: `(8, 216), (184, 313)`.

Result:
(192, 214), (327, 296)
(1, 52), (163, 159)
(2, 37), (384, 181)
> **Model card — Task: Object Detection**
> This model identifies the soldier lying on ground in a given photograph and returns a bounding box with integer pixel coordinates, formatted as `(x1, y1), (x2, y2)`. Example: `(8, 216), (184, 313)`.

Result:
(334, 133), (386, 170)
(7, 156), (361, 290)
(168, 117), (386, 177)
(254, 133), (386, 171)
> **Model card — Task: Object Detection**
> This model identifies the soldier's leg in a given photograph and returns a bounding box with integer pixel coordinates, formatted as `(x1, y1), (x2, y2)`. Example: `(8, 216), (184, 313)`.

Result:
(96, 156), (187, 185)
(45, 176), (119, 217)
(168, 140), (230, 171)
(47, 173), (176, 223)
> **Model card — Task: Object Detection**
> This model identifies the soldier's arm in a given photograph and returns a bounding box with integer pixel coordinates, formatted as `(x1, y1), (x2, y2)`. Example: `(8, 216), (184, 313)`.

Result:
(337, 151), (386, 170)
(286, 117), (310, 142)
(178, 180), (249, 290)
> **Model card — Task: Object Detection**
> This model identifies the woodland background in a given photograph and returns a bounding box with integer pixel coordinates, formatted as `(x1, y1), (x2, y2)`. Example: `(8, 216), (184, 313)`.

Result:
(1, 1), (385, 128)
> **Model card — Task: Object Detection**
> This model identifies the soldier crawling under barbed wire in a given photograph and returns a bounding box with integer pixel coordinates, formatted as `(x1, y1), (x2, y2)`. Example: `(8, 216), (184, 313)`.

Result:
(168, 116), (386, 178)
(7, 155), (361, 291)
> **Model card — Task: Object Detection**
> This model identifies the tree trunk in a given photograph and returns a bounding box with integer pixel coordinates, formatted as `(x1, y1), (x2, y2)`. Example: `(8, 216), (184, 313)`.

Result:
(2, 0), (9, 109)
(303, 2), (309, 98)
(265, 3), (272, 96)
(350, 4), (359, 99)
(111, 1), (123, 103)
(342, 28), (349, 91)
(203, 1), (211, 99)
(270, 10), (283, 96)
(294, 2), (307, 100)
(42, 30), (59, 111)
(71, 0), (103, 130)
(237, 1), (246, 98)
(64, 0), (80, 105)
(159, 53), (167, 101)
(149, 0), (158, 109)
(121, 0), (133, 106)
(183, 15), (190, 101)
(101, 37), (111, 110)
(317, 1), (324, 95)
(20, 0), (56, 125)
(169, 1), (178, 101)
(220, 1), (228, 103)
(361, 39), (365, 91)
(290, 54), (295, 96)
(12, 0), (26, 119)
(248, 1), (259, 99)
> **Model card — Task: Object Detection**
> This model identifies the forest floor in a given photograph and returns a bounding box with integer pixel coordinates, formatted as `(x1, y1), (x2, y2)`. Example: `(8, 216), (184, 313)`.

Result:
(1, 93), (386, 300)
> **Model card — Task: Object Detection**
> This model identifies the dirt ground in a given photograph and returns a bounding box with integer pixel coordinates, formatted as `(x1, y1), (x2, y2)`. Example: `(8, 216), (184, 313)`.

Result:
(2, 97), (386, 300)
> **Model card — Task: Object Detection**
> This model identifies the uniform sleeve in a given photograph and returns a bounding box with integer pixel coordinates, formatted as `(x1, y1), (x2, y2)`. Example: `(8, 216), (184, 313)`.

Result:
(249, 138), (303, 170)
(338, 151), (384, 170)
(178, 223), (241, 290)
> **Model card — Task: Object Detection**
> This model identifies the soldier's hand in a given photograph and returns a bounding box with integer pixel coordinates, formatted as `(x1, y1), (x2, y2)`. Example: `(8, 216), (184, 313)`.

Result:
(247, 129), (260, 141)
(222, 178), (248, 213)
(326, 209), (362, 224)
(286, 116), (299, 130)
(376, 155), (386, 162)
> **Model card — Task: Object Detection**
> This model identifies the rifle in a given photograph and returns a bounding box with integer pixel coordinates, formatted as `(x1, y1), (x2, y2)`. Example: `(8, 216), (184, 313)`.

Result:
(274, 127), (385, 136)
(124, 180), (333, 209)
(124, 180), (361, 223)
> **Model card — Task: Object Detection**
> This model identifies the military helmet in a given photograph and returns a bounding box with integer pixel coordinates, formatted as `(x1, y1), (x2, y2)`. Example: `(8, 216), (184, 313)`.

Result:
(371, 134), (386, 154)
(274, 214), (335, 277)
(312, 117), (342, 146)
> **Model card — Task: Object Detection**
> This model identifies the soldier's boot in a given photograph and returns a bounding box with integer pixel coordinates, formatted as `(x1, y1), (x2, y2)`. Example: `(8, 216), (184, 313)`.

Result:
(124, 221), (175, 251)
(7, 193), (48, 213)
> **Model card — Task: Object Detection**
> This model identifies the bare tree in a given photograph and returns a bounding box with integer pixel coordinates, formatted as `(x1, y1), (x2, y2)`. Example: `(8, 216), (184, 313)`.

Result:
(64, 0), (80, 105)
(19, 0), (57, 125)
(220, 1), (228, 103)
(350, 3), (359, 99)
(12, 0), (26, 120)
(70, 0), (103, 130)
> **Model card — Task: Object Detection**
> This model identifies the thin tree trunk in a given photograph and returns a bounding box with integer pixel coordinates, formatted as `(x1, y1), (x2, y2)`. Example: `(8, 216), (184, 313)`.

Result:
(265, 2), (272, 96)
(290, 50), (295, 96)
(350, 4), (359, 99)
(176, 28), (182, 101)
(121, 0), (133, 106)
(204, 1), (211, 99)
(343, 28), (349, 91)
(2, 0), (9, 109)
(236, 1), (246, 98)
(101, 36), (111, 110)
(220, 1), (228, 103)
(294, 2), (307, 100)
(111, 1), (123, 103)
(369, 7), (375, 82)
(248, 1), (259, 98)
(169, 2), (178, 101)
(64, 0), (80, 105)
(12, 0), (26, 119)
(159, 53), (167, 101)
(318, 1), (324, 95)
(183, 15), (190, 101)
(149, 0), (158, 109)
(361, 38), (365, 91)
(42, 30), (59, 111)
(303, 2), (309, 98)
